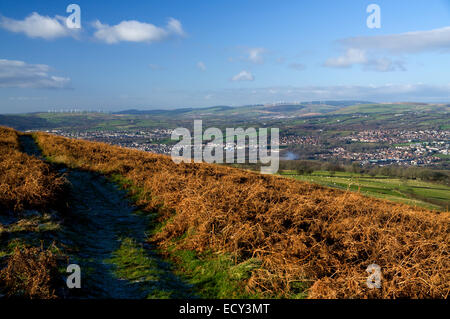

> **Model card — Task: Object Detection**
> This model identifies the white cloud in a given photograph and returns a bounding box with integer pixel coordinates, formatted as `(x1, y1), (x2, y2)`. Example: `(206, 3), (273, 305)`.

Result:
(154, 83), (450, 108)
(196, 61), (206, 71)
(231, 70), (254, 82)
(324, 48), (367, 68)
(251, 84), (450, 101)
(93, 18), (184, 44)
(340, 26), (450, 54)
(247, 48), (266, 64)
(325, 26), (450, 72)
(9, 96), (47, 101)
(325, 48), (406, 72)
(0, 12), (76, 39)
(167, 18), (185, 36)
(0, 59), (70, 88)
(364, 58), (406, 72)
(198, 83), (450, 105)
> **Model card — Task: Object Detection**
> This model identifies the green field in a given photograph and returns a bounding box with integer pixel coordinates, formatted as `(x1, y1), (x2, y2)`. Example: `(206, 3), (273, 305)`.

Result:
(333, 103), (450, 115)
(279, 170), (450, 211)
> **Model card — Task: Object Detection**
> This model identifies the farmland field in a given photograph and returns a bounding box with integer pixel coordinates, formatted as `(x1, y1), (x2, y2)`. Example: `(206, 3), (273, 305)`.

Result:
(280, 170), (450, 210)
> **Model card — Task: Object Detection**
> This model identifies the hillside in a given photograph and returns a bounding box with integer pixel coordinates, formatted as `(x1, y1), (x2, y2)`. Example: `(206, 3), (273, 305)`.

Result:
(0, 102), (447, 135)
(280, 170), (450, 210)
(0, 126), (448, 298)
(0, 127), (192, 299)
(333, 103), (450, 115)
(23, 129), (449, 298)
(0, 127), (68, 298)
(0, 101), (371, 131)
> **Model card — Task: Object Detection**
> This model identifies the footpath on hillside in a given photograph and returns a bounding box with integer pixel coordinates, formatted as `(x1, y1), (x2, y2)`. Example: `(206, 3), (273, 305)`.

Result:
(19, 135), (194, 299)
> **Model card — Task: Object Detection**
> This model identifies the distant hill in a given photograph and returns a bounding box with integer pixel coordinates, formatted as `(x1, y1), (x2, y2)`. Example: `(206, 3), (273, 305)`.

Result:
(0, 114), (55, 131)
(114, 105), (234, 115)
(2, 101), (447, 132)
(303, 100), (373, 107)
(114, 108), (193, 115)
(333, 103), (450, 115)
(264, 104), (306, 112)
(113, 101), (373, 118)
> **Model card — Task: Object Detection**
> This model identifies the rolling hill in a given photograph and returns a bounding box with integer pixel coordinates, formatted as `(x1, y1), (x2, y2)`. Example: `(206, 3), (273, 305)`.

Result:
(0, 101), (375, 131)
(333, 103), (450, 115)
(3, 127), (448, 298)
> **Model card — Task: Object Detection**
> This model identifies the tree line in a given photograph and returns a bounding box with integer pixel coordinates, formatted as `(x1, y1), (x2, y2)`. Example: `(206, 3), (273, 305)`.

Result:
(279, 160), (450, 185)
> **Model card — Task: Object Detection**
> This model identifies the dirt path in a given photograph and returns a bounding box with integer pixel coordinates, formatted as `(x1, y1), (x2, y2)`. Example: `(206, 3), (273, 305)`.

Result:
(19, 135), (193, 299)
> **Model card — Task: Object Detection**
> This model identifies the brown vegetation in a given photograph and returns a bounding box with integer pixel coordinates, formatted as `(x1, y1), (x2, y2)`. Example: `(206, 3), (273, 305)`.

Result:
(33, 131), (449, 298)
(0, 127), (67, 212)
(0, 127), (67, 299)
(0, 246), (59, 299)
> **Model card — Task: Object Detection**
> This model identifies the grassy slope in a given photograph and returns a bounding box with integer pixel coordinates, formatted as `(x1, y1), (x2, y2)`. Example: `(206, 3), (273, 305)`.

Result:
(280, 170), (449, 210)
(1, 102), (447, 134)
(109, 174), (261, 299)
(333, 103), (450, 115)
(32, 131), (449, 299)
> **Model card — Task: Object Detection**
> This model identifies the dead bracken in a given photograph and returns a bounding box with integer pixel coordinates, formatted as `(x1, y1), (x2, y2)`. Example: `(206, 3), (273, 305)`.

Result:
(31, 130), (449, 299)
(0, 127), (67, 212)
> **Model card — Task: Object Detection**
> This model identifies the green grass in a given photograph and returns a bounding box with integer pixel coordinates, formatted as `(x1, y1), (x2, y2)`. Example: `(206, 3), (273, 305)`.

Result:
(127, 166), (444, 297)
(170, 249), (263, 299)
(108, 238), (161, 283)
(0, 239), (25, 259)
(109, 174), (274, 299)
(333, 103), (449, 115)
(280, 170), (450, 210)
(392, 142), (420, 147)
(0, 212), (63, 259)
(108, 237), (197, 298)
(108, 238), (172, 298)
(433, 153), (450, 160)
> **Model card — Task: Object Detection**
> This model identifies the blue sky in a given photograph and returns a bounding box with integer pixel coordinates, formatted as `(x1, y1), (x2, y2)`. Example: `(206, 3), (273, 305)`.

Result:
(1, 0), (450, 113)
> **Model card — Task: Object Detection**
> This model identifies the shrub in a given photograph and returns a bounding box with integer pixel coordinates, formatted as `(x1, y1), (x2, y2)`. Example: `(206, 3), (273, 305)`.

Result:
(0, 246), (60, 299)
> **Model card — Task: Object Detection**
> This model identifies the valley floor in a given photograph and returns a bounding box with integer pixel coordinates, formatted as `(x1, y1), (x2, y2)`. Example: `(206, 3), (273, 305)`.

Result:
(280, 170), (449, 211)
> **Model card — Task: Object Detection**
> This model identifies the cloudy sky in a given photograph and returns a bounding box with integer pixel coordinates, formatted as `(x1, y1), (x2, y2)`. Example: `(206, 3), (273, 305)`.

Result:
(1, 0), (450, 113)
